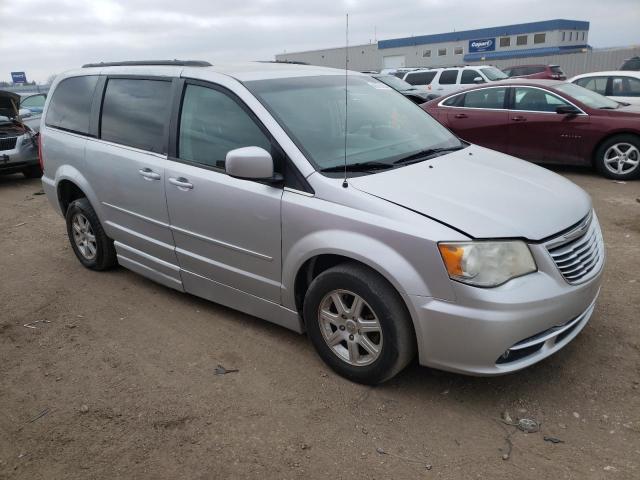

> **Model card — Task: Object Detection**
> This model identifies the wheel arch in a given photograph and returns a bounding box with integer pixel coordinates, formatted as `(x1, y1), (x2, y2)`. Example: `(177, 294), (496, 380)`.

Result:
(591, 130), (640, 166)
(53, 165), (101, 217)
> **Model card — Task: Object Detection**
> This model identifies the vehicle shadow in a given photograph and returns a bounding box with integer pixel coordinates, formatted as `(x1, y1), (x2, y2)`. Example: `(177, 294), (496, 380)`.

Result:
(0, 173), (41, 187)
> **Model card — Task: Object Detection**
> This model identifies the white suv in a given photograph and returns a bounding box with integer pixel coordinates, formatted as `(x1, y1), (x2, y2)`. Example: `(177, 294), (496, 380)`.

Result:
(400, 66), (508, 97)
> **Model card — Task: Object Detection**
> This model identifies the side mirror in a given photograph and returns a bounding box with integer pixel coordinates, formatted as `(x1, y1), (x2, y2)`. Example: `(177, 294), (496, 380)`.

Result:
(556, 105), (581, 115)
(473, 76), (485, 84)
(18, 108), (32, 118)
(225, 146), (282, 182)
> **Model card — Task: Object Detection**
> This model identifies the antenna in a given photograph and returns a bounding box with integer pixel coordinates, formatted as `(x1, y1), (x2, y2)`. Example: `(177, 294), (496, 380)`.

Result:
(342, 13), (349, 189)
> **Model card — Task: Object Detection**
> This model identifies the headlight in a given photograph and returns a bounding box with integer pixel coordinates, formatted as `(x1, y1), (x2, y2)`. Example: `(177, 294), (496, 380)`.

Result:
(438, 241), (536, 287)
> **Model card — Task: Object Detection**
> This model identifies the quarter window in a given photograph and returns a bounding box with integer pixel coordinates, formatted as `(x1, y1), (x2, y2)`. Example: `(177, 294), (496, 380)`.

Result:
(438, 48), (447, 56)
(178, 84), (271, 169)
(438, 70), (458, 85)
(516, 35), (528, 46)
(45, 76), (98, 135)
(100, 79), (171, 153)
(534, 33), (546, 44)
(513, 87), (571, 112)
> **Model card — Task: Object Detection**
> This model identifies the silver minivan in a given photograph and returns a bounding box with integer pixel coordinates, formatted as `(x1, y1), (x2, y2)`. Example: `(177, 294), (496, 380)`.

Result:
(41, 60), (604, 384)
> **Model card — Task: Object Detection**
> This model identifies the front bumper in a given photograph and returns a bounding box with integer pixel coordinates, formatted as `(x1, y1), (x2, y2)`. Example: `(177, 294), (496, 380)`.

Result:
(0, 134), (38, 173)
(405, 218), (605, 375)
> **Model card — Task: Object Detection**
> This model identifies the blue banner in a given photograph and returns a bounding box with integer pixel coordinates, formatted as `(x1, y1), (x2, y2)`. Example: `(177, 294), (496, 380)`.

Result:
(468, 38), (495, 53)
(11, 72), (27, 83)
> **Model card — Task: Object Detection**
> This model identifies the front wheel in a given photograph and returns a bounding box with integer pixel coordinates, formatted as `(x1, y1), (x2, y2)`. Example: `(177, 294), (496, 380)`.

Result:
(595, 134), (640, 180)
(303, 263), (416, 384)
(65, 198), (117, 270)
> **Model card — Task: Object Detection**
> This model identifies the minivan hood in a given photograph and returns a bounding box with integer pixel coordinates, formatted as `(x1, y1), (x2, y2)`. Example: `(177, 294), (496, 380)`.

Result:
(349, 145), (591, 241)
(0, 90), (20, 119)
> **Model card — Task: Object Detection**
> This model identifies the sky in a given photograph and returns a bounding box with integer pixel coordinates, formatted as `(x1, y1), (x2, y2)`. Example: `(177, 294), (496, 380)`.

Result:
(1, 0), (639, 83)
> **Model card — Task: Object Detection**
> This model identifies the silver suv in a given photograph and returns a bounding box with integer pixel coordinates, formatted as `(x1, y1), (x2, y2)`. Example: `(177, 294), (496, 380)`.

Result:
(41, 60), (604, 384)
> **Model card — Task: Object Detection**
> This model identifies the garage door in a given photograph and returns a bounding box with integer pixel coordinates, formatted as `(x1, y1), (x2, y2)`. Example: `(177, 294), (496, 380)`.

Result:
(382, 55), (406, 69)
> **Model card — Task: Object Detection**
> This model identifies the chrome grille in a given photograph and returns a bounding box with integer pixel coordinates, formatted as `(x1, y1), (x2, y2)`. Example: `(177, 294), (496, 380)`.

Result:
(546, 211), (604, 284)
(0, 137), (18, 151)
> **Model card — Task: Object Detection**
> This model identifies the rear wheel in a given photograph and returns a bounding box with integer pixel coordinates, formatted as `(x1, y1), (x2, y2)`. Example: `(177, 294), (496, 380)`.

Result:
(22, 165), (42, 178)
(595, 134), (640, 180)
(303, 262), (416, 384)
(65, 198), (117, 270)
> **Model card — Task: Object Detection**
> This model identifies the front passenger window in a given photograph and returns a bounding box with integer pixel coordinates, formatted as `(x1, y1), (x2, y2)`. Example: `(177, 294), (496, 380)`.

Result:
(513, 87), (570, 112)
(178, 84), (271, 169)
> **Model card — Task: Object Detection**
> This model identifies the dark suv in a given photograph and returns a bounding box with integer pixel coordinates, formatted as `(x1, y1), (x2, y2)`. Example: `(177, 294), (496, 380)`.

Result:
(620, 57), (640, 71)
(503, 64), (566, 80)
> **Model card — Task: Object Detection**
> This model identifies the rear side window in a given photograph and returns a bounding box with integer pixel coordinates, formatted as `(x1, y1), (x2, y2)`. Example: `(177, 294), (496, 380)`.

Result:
(100, 79), (172, 153)
(611, 76), (640, 97)
(178, 84), (271, 169)
(404, 71), (436, 85)
(461, 88), (506, 109)
(525, 66), (545, 75)
(438, 70), (459, 85)
(46, 76), (98, 135)
(575, 77), (607, 95)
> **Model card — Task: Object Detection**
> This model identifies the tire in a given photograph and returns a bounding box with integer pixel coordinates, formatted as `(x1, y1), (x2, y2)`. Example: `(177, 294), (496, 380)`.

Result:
(22, 165), (42, 179)
(65, 198), (117, 271)
(303, 262), (416, 384)
(594, 134), (640, 180)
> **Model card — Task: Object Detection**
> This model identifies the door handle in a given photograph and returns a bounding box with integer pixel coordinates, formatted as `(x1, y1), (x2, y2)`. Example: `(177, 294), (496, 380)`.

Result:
(512, 115), (527, 122)
(169, 177), (194, 190)
(454, 113), (468, 119)
(139, 168), (161, 180)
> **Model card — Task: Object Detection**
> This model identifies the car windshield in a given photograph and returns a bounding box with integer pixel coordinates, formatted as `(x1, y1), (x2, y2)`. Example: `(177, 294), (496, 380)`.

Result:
(246, 75), (462, 173)
(481, 67), (508, 81)
(555, 83), (620, 109)
(373, 75), (414, 91)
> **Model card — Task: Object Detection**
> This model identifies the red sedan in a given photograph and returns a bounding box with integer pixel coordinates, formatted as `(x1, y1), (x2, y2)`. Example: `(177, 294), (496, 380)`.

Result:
(421, 79), (640, 180)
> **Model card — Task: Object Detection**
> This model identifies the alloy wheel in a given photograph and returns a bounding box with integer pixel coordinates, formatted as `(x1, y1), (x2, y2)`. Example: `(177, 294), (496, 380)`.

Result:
(604, 142), (639, 175)
(317, 289), (383, 366)
(71, 213), (97, 260)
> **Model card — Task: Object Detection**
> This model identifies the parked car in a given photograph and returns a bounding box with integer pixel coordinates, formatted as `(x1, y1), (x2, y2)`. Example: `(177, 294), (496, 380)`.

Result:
(422, 79), (640, 180)
(41, 61), (604, 383)
(370, 74), (436, 103)
(399, 66), (508, 97)
(620, 56), (640, 71)
(571, 71), (640, 106)
(0, 90), (41, 178)
(503, 64), (566, 80)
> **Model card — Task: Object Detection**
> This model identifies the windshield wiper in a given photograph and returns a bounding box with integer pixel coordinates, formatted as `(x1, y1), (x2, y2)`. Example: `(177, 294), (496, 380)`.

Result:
(393, 145), (465, 165)
(320, 161), (394, 173)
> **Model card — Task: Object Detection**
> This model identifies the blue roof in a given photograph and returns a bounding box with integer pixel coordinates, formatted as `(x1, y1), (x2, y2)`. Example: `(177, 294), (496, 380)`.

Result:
(378, 19), (589, 49)
(463, 44), (590, 62)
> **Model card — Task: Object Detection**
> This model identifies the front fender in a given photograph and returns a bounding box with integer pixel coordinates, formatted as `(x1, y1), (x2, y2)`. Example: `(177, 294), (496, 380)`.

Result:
(282, 229), (434, 310)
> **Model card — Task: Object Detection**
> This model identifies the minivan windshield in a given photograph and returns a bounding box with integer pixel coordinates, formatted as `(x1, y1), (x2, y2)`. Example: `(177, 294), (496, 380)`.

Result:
(481, 67), (508, 81)
(246, 75), (462, 173)
(556, 83), (620, 109)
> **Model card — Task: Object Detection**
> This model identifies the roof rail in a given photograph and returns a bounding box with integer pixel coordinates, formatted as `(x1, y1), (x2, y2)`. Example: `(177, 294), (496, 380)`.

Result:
(81, 60), (212, 68)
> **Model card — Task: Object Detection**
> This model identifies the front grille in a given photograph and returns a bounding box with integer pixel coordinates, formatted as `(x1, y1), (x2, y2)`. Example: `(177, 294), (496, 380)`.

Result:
(546, 212), (604, 284)
(0, 137), (18, 151)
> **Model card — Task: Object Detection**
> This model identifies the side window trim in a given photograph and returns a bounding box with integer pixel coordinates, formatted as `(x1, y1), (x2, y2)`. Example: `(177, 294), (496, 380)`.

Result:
(97, 75), (175, 155)
(169, 78), (313, 193)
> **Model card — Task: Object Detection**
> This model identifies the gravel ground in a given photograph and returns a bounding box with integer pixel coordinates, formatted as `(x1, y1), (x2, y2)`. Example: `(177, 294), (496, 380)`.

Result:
(0, 169), (639, 479)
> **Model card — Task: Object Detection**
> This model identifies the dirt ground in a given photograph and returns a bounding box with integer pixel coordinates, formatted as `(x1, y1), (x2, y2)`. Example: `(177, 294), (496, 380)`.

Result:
(0, 169), (638, 480)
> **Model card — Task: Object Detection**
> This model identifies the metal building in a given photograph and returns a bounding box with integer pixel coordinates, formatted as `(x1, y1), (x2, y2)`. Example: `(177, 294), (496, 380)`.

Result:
(275, 19), (594, 72)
